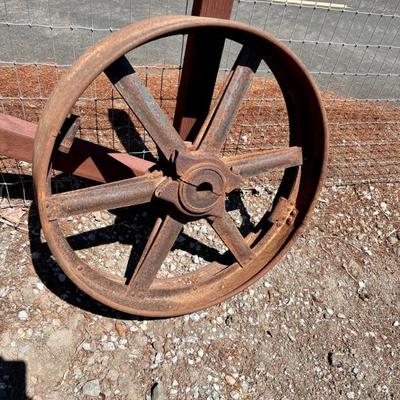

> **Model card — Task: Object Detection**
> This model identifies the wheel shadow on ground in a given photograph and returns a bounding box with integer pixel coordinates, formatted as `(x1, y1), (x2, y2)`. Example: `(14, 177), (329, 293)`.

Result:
(27, 188), (252, 320)
(0, 357), (31, 399)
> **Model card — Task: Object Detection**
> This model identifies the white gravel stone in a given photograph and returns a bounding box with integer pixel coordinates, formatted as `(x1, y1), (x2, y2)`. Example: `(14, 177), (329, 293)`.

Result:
(103, 342), (116, 351)
(154, 352), (163, 364)
(190, 313), (200, 322)
(82, 342), (92, 351)
(18, 310), (28, 321)
(82, 379), (101, 397)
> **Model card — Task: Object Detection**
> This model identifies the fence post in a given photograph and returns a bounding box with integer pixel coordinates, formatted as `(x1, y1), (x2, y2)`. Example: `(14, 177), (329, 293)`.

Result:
(173, 0), (234, 141)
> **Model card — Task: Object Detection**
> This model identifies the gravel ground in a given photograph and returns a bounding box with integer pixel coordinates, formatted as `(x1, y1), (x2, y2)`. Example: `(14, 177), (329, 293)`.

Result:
(0, 179), (399, 399)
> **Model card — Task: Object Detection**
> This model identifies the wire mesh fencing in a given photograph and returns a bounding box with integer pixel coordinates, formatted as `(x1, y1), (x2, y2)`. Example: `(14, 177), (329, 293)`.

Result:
(0, 0), (399, 208)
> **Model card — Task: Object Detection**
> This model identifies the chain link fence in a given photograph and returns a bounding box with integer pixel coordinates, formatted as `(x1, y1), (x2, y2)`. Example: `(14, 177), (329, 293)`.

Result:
(0, 0), (399, 208)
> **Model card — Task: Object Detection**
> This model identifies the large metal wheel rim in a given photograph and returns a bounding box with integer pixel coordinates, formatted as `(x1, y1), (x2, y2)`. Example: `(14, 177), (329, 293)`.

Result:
(33, 16), (328, 317)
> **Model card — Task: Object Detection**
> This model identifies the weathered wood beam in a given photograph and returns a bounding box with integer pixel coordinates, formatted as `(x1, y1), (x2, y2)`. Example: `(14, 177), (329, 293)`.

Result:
(0, 113), (154, 183)
(173, 0), (235, 141)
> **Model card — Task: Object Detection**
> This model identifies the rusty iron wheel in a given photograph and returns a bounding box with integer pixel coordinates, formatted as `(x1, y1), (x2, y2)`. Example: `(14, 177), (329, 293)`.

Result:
(33, 16), (328, 317)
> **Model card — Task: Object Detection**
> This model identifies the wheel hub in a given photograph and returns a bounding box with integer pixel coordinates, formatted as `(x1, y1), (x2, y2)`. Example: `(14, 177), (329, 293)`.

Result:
(155, 150), (242, 218)
(178, 163), (225, 215)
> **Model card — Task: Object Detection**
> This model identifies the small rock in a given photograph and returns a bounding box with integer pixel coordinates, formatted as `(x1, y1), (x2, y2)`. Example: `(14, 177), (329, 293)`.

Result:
(328, 352), (352, 369)
(347, 259), (362, 277)
(388, 235), (398, 246)
(82, 379), (101, 397)
(337, 313), (346, 319)
(139, 321), (147, 331)
(346, 392), (355, 399)
(363, 246), (372, 256)
(93, 211), (103, 221)
(393, 321), (399, 327)
(107, 369), (119, 382)
(225, 375), (236, 385)
(151, 382), (166, 400)
(154, 353), (163, 364)
(103, 342), (116, 351)
(352, 367), (364, 380)
(18, 310), (28, 321)
(190, 313), (200, 322)
(82, 342), (92, 351)
(230, 390), (240, 400)
(115, 321), (128, 337)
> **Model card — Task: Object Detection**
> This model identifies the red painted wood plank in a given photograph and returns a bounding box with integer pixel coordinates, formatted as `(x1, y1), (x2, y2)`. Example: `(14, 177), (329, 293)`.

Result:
(173, 0), (234, 141)
(0, 113), (154, 183)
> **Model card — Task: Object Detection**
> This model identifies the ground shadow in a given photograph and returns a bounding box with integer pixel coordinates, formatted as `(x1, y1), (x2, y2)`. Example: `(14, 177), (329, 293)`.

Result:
(27, 189), (252, 319)
(0, 357), (31, 400)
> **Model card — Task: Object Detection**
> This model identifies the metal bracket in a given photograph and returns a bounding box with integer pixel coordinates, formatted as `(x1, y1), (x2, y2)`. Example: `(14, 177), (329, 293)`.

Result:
(268, 196), (298, 226)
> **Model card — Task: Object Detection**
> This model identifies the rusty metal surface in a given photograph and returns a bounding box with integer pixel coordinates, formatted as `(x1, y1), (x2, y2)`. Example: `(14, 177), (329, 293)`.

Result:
(105, 56), (186, 161)
(46, 173), (164, 220)
(127, 214), (184, 293)
(226, 147), (303, 177)
(32, 16), (328, 317)
(58, 114), (80, 154)
(198, 48), (262, 152)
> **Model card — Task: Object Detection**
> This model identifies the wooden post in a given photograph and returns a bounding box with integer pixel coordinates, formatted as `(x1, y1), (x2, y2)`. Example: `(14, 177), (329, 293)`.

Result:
(173, 0), (234, 141)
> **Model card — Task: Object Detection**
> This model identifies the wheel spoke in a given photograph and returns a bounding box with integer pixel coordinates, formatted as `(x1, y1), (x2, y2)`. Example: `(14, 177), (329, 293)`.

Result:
(105, 56), (186, 160)
(127, 214), (183, 293)
(209, 212), (253, 268)
(46, 173), (164, 219)
(225, 147), (303, 177)
(198, 47), (262, 152)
